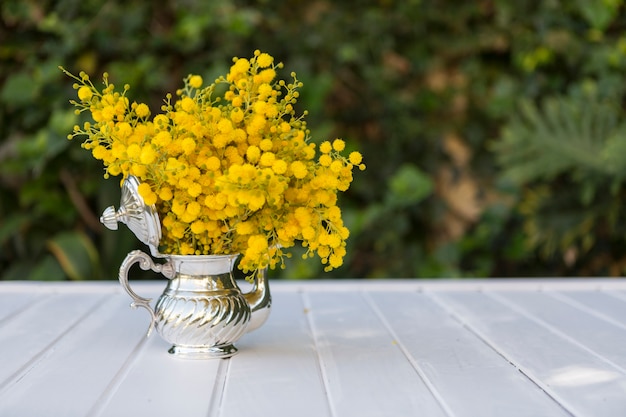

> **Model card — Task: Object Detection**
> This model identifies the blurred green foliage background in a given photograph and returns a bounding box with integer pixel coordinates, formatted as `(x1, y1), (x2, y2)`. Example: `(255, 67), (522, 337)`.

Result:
(3, 0), (626, 280)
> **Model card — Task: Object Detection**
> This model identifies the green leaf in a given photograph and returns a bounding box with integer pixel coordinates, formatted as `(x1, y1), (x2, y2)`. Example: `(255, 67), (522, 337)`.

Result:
(47, 231), (100, 280)
(494, 95), (621, 184)
(386, 163), (433, 206)
(0, 72), (39, 106)
(1, 262), (33, 281)
(29, 255), (67, 281)
(576, 0), (620, 31)
(0, 213), (29, 245)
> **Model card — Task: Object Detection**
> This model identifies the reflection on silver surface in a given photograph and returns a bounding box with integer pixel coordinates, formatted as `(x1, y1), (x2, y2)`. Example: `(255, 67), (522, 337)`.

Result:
(105, 176), (272, 359)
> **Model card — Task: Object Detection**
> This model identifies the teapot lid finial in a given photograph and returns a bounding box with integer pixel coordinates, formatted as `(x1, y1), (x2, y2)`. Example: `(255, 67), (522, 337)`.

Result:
(100, 176), (162, 256)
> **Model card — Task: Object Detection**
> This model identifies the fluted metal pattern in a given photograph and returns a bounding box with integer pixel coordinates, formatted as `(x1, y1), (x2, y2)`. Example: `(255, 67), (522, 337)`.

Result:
(115, 250), (269, 358)
(154, 289), (251, 349)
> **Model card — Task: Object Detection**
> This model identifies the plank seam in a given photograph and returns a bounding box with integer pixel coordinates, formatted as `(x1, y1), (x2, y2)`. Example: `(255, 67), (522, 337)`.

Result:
(487, 291), (626, 375)
(0, 294), (47, 328)
(362, 291), (457, 417)
(301, 291), (337, 417)
(0, 293), (111, 397)
(206, 356), (231, 417)
(425, 291), (579, 417)
(547, 291), (626, 332)
(85, 331), (152, 417)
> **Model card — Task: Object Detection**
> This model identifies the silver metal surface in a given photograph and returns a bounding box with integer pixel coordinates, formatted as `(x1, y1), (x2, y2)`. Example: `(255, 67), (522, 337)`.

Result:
(100, 176), (161, 257)
(155, 255), (251, 359)
(117, 250), (175, 337)
(244, 267), (272, 332)
(106, 176), (272, 358)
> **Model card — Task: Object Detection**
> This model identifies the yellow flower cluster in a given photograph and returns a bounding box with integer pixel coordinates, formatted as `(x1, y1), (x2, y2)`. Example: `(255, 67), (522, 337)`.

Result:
(62, 51), (365, 277)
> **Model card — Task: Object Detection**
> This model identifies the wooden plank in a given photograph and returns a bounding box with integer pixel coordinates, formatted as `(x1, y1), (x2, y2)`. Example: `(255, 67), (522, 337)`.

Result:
(554, 290), (626, 327)
(303, 291), (448, 417)
(431, 290), (626, 417)
(252, 279), (626, 293)
(369, 291), (572, 417)
(94, 335), (223, 417)
(0, 292), (106, 390)
(4, 280), (626, 417)
(493, 291), (626, 370)
(0, 281), (122, 294)
(218, 292), (332, 417)
(0, 294), (152, 417)
(0, 292), (43, 324)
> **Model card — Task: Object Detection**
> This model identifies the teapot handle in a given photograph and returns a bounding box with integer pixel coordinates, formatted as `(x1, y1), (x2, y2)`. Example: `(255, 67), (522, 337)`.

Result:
(118, 250), (175, 337)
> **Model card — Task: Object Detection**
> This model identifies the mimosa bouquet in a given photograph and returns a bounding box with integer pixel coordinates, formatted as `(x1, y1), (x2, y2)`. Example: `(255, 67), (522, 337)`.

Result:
(62, 51), (364, 278)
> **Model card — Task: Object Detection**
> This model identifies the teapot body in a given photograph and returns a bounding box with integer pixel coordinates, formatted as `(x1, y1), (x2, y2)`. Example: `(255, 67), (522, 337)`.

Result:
(153, 254), (251, 358)
(104, 176), (270, 358)
(118, 251), (268, 359)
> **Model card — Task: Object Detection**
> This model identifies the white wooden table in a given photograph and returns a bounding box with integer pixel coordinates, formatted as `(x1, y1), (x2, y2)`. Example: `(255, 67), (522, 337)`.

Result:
(2, 279), (626, 417)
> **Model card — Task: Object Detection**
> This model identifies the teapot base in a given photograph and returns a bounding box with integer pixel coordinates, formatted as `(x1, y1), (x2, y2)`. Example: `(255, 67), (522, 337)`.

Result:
(168, 344), (238, 359)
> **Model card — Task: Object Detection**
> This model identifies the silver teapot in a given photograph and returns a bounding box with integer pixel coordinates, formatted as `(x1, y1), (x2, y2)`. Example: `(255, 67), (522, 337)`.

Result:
(101, 176), (271, 359)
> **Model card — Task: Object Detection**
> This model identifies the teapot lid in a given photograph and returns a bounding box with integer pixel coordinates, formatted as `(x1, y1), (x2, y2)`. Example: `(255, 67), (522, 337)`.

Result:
(100, 176), (162, 256)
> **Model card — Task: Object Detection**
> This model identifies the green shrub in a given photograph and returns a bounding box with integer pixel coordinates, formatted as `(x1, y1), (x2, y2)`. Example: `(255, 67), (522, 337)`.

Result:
(3, 0), (626, 279)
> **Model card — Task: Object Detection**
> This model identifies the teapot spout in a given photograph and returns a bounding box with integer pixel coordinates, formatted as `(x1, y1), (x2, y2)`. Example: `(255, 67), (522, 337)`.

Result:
(244, 268), (271, 332)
